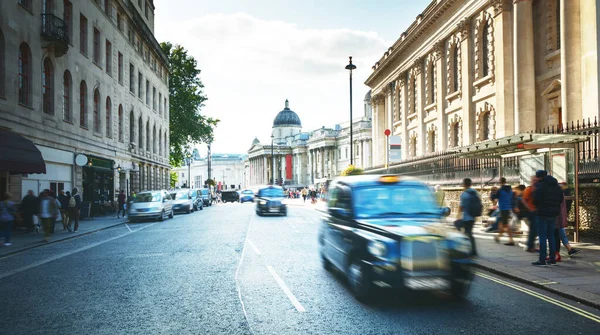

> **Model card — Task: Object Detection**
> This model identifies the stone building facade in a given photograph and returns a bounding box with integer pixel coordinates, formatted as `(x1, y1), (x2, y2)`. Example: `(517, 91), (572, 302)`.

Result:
(171, 153), (246, 191)
(0, 0), (170, 203)
(366, 0), (599, 166)
(247, 99), (372, 189)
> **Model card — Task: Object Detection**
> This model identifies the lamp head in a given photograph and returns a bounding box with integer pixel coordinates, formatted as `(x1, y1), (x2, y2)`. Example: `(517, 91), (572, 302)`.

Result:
(345, 56), (357, 71)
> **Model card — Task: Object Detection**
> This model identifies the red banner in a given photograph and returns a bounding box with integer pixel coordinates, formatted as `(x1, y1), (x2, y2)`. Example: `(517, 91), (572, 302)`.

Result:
(286, 154), (292, 179)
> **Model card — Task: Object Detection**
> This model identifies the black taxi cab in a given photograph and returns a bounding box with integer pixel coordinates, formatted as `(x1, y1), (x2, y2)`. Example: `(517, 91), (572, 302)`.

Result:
(318, 175), (474, 301)
(255, 185), (287, 216)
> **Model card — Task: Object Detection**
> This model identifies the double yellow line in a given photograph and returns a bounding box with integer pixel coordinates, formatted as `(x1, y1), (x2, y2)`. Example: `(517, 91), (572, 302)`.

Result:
(476, 271), (600, 323)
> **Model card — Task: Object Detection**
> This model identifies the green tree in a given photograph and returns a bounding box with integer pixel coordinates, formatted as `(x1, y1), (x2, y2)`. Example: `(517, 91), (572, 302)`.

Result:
(170, 171), (178, 188)
(341, 165), (364, 176)
(161, 42), (219, 167)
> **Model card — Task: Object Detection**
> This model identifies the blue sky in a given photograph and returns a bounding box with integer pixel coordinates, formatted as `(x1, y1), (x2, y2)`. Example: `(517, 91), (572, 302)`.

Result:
(154, 0), (429, 154)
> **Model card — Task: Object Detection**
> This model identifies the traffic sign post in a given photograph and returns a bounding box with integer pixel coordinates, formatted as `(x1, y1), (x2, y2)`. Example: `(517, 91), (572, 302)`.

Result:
(384, 129), (391, 172)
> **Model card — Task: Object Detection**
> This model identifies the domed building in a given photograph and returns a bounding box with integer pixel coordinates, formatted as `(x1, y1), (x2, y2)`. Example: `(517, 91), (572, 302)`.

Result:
(273, 100), (302, 144)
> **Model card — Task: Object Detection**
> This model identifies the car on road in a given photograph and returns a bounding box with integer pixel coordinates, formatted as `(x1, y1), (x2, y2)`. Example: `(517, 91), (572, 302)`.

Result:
(170, 190), (194, 214)
(199, 188), (212, 207)
(128, 190), (173, 222)
(221, 190), (240, 203)
(240, 190), (254, 203)
(255, 185), (287, 216)
(318, 175), (474, 301)
(190, 189), (204, 211)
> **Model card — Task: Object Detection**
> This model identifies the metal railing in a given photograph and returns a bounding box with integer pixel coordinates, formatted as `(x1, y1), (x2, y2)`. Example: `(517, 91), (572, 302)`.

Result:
(41, 13), (69, 44)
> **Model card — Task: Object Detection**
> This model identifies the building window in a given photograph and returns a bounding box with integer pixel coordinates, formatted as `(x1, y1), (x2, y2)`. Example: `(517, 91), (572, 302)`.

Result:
(138, 116), (143, 150)
(158, 129), (162, 156)
(129, 63), (135, 93)
(146, 120), (150, 152)
(18, 43), (31, 106)
(129, 110), (135, 144)
(93, 28), (101, 65)
(409, 137), (417, 158)
(79, 81), (87, 128)
(153, 126), (157, 153)
(482, 112), (490, 140)
(482, 22), (490, 77)
(158, 93), (162, 116)
(556, 0), (561, 50)
(451, 122), (460, 147)
(117, 12), (123, 32)
(164, 133), (167, 156)
(118, 104), (123, 142)
(145, 1), (149, 19)
(118, 52), (123, 84)
(18, 0), (31, 11)
(452, 45), (460, 92)
(164, 97), (167, 118)
(80, 14), (88, 55)
(105, 96), (112, 137)
(138, 72), (142, 99)
(145, 80), (150, 105)
(104, 40), (112, 75)
(93, 89), (101, 133)
(411, 76), (417, 115)
(104, 0), (111, 17)
(63, 1), (72, 44)
(152, 87), (156, 110)
(428, 130), (436, 153)
(0, 30), (4, 97)
(427, 61), (436, 105)
(63, 70), (71, 122)
(42, 58), (54, 115)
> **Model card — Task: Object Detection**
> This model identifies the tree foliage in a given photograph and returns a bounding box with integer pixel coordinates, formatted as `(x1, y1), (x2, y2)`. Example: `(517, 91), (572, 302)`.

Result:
(205, 179), (216, 187)
(161, 42), (219, 167)
(341, 165), (364, 176)
(169, 171), (178, 188)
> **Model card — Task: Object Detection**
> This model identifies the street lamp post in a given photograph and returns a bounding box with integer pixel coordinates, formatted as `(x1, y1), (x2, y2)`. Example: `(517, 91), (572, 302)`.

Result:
(186, 153), (192, 188)
(271, 134), (275, 185)
(222, 169), (225, 190)
(345, 56), (357, 166)
(207, 143), (212, 185)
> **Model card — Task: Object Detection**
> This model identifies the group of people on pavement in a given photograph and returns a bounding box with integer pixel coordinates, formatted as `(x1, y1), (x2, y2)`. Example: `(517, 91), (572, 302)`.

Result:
(455, 170), (580, 265)
(0, 188), (83, 246)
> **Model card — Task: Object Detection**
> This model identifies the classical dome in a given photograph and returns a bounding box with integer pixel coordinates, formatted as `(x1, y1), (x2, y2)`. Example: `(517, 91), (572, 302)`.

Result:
(273, 100), (302, 128)
(251, 137), (260, 145)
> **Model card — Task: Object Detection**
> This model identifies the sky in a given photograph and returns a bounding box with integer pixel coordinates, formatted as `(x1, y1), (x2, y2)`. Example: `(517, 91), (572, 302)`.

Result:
(154, 0), (430, 155)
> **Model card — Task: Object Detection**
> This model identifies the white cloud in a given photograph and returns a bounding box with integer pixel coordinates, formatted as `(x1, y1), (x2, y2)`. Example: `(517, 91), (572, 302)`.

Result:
(157, 13), (389, 154)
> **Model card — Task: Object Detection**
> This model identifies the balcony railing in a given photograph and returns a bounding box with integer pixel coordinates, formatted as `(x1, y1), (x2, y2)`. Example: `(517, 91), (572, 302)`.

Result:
(41, 13), (69, 55)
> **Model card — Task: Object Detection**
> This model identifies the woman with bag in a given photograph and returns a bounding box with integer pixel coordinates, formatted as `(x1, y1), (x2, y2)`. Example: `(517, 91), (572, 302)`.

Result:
(0, 192), (17, 246)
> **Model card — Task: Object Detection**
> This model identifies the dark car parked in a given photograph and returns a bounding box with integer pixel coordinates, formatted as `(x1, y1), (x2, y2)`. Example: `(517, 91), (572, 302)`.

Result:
(318, 175), (474, 302)
(255, 186), (287, 216)
(221, 190), (239, 203)
(191, 189), (204, 211)
(199, 188), (212, 207)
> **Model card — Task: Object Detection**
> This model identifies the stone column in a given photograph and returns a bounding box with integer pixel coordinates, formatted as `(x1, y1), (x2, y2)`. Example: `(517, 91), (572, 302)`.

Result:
(458, 19), (474, 145)
(398, 75), (408, 160)
(513, 0), (536, 132)
(492, 3), (515, 137)
(320, 148), (325, 178)
(579, 0), (599, 120)
(263, 156), (267, 185)
(433, 42), (447, 150)
(561, 0), (583, 123)
(372, 104), (379, 165)
(414, 61), (425, 155)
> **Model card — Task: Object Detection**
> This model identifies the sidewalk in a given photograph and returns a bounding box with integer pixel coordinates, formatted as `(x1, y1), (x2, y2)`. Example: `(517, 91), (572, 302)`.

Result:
(0, 215), (127, 257)
(466, 224), (600, 308)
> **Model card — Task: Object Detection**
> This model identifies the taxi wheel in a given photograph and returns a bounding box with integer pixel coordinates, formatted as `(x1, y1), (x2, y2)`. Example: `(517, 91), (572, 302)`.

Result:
(169, 210), (174, 219)
(450, 281), (471, 300)
(321, 254), (333, 271)
(348, 259), (372, 301)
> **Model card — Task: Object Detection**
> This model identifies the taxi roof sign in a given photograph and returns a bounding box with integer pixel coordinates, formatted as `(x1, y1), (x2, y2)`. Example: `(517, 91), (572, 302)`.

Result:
(379, 175), (400, 183)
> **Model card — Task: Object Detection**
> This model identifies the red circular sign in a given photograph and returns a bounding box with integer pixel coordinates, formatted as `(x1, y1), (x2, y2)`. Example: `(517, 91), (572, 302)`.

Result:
(384, 129), (391, 136)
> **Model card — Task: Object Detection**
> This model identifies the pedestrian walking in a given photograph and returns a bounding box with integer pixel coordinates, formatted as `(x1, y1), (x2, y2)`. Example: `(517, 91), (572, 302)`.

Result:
(434, 185), (445, 207)
(552, 183), (580, 261)
(532, 170), (563, 266)
(68, 188), (82, 232)
(57, 190), (70, 230)
(39, 190), (58, 242)
(21, 190), (39, 233)
(301, 188), (308, 202)
(52, 193), (61, 234)
(457, 178), (481, 256)
(117, 190), (126, 218)
(522, 177), (538, 252)
(0, 192), (17, 246)
(492, 177), (516, 246)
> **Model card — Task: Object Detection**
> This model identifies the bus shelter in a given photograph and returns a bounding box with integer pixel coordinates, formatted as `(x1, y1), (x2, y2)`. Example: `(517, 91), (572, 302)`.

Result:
(453, 133), (589, 242)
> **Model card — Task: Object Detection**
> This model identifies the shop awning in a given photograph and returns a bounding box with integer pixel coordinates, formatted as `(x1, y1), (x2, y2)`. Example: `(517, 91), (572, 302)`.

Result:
(452, 133), (589, 159)
(0, 129), (46, 174)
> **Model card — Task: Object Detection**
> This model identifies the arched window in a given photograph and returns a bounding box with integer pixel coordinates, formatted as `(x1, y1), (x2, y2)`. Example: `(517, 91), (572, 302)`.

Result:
(482, 112), (491, 140)
(429, 130), (436, 153)
(42, 58), (54, 115)
(428, 61), (435, 105)
(129, 110), (135, 144)
(452, 122), (460, 147)
(153, 125), (157, 153)
(410, 137), (417, 158)
(63, 71), (71, 122)
(138, 116), (143, 150)
(0, 29), (5, 97)
(105, 96), (112, 137)
(18, 43), (31, 106)
(146, 119), (150, 152)
(411, 76), (417, 115)
(79, 81), (87, 127)
(452, 46), (460, 92)
(118, 104), (123, 142)
(158, 129), (162, 156)
(93, 89), (100, 132)
(482, 21), (490, 77)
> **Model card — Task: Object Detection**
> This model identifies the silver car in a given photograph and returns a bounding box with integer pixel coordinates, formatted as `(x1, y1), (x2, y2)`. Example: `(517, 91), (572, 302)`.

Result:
(128, 190), (173, 222)
(170, 190), (194, 214)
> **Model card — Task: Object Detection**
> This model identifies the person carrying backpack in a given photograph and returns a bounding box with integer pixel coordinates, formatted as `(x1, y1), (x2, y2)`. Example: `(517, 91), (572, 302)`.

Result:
(68, 188), (82, 232)
(0, 192), (17, 246)
(458, 178), (481, 257)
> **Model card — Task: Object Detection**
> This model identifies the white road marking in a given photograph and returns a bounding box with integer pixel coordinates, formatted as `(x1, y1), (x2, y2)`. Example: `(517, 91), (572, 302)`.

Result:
(247, 239), (261, 256)
(0, 222), (159, 280)
(124, 223), (133, 232)
(266, 265), (306, 312)
(234, 215), (255, 334)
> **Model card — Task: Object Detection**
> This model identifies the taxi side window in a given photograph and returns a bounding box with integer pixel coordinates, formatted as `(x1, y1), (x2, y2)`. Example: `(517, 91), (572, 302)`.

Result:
(337, 187), (352, 211)
(328, 187), (340, 208)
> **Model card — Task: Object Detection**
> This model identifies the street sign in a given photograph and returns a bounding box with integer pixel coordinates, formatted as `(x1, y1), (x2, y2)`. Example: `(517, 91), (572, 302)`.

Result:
(389, 136), (401, 162)
(384, 129), (391, 136)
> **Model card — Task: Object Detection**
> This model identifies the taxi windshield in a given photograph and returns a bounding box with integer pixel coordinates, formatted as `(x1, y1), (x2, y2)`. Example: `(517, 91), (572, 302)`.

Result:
(258, 188), (284, 198)
(353, 185), (438, 219)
